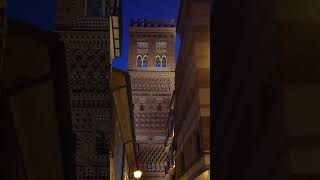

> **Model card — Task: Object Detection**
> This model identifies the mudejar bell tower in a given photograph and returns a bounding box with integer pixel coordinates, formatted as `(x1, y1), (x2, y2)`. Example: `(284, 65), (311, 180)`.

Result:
(128, 18), (176, 179)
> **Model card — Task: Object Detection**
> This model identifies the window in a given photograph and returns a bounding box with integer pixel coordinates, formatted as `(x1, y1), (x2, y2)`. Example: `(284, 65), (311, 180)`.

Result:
(137, 55), (148, 67)
(156, 56), (161, 67)
(162, 56), (167, 67)
(137, 42), (148, 49)
(156, 41), (167, 49)
(137, 55), (143, 67)
(142, 55), (148, 67)
(155, 55), (167, 67)
(137, 41), (148, 67)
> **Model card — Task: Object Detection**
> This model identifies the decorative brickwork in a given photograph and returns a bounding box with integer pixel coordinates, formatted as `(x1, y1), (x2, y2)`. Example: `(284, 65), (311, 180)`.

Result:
(58, 16), (112, 180)
(138, 145), (167, 173)
(56, 0), (122, 179)
(75, 165), (109, 180)
(72, 17), (109, 31)
(128, 19), (176, 179)
(130, 18), (175, 28)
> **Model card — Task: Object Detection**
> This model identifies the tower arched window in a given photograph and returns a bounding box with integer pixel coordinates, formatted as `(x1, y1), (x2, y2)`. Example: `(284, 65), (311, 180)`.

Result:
(156, 56), (161, 67)
(137, 55), (143, 67)
(161, 56), (167, 67)
(142, 55), (148, 67)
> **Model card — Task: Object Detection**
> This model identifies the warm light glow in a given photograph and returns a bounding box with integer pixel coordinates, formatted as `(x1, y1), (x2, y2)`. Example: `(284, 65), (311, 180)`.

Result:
(133, 170), (142, 179)
(194, 170), (210, 180)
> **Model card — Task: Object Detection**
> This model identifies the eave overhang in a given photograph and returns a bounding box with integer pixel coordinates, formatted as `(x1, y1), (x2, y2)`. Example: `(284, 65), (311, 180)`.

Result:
(111, 68), (137, 171)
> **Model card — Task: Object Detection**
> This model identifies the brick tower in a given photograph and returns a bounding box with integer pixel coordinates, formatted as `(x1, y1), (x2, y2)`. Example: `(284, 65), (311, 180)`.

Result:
(56, 0), (122, 179)
(128, 18), (176, 179)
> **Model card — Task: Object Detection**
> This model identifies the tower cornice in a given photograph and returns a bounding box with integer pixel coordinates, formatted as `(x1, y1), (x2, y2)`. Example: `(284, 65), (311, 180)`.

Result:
(129, 27), (176, 33)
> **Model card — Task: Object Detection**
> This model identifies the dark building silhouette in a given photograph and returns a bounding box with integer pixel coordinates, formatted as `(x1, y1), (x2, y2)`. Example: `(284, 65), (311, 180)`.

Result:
(1, 20), (70, 180)
(213, 0), (290, 179)
(174, 0), (211, 179)
(213, 0), (320, 179)
(55, 0), (122, 179)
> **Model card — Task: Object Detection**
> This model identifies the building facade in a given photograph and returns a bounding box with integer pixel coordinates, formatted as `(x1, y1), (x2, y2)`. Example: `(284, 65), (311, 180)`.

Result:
(164, 91), (176, 179)
(128, 18), (176, 179)
(111, 68), (137, 180)
(55, 0), (121, 179)
(175, 0), (210, 179)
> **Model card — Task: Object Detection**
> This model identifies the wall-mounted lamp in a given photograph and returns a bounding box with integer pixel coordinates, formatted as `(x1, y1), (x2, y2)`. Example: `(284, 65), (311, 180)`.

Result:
(133, 170), (143, 179)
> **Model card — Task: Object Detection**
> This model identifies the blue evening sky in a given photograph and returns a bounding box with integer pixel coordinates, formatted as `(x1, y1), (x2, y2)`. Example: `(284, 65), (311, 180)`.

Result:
(6, 0), (181, 71)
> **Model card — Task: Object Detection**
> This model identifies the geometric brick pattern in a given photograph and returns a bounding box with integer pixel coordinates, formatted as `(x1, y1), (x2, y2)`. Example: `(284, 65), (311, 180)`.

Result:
(138, 145), (167, 173)
(130, 75), (174, 92)
(59, 17), (112, 180)
(72, 17), (109, 31)
(129, 72), (174, 135)
(75, 165), (109, 180)
(128, 19), (176, 178)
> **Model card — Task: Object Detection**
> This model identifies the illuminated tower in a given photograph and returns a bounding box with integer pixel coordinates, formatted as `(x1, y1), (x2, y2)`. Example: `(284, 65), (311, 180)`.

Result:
(55, 0), (122, 179)
(128, 18), (176, 179)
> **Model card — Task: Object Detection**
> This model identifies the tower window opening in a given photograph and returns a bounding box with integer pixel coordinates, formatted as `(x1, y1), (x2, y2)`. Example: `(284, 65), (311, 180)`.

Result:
(137, 41), (148, 49)
(142, 55), (148, 67)
(162, 55), (167, 67)
(156, 56), (161, 67)
(155, 55), (167, 67)
(137, 55), (143, 67)
(136, 41), (148, 67)
(156, 41), (167, 49)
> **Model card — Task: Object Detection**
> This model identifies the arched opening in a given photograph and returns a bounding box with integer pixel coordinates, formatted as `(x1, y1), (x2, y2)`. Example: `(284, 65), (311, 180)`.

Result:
(142, 55), (148, 67)
(161, 56), (167, 67)
(137, 55), (142, 67)
(156, 55), (161, 67)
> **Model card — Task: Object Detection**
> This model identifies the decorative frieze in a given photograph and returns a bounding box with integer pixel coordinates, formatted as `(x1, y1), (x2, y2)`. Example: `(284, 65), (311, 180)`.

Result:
(130, 18), (175, 28)
(130, 75), (174, 92)
(59, 32), (109, 49)
(72, 17), (109, 31)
